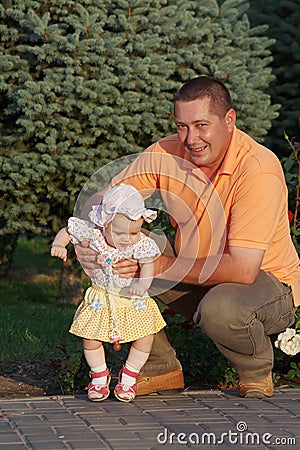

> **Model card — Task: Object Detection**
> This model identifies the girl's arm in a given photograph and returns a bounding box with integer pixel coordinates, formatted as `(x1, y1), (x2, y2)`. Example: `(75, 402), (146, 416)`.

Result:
(130, 258), (154, 296)
(50, 227), (70, 262)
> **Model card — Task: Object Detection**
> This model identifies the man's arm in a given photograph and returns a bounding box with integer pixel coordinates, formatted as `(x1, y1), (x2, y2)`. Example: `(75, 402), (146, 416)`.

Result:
(80, 191), (105, 220)
(115, 246), (265, 286)
(74, 188), (107, 274)
(155, 246), (265, 285)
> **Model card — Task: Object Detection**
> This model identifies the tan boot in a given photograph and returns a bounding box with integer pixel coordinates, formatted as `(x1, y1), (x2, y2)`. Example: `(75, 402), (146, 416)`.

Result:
(239, 372), (274, 398)
(136, 369), (184, 396)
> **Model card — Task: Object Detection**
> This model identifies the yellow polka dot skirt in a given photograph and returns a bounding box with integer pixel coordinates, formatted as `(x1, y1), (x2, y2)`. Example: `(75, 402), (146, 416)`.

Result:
(69, 284), (166, 343)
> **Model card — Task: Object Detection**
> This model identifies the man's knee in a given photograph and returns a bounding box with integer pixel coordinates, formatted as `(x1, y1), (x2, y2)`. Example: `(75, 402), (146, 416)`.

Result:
(194, 284), (247, 338)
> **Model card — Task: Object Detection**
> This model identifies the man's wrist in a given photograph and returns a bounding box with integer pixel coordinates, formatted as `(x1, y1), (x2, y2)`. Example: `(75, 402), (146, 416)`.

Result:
(154, 254), (174, 277)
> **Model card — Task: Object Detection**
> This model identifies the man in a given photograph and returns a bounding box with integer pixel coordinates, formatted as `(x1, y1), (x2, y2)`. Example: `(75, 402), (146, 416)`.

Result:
(76, 76), (299, 398)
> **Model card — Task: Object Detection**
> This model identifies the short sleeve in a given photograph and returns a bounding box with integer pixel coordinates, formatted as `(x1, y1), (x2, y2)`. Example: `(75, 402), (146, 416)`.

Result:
(67, 217), (97, 245)
(229, 173), (286, 250)
(132, 234), (161, 260)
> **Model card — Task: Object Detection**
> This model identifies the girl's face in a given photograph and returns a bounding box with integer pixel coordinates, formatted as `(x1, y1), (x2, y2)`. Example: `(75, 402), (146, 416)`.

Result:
(105, 214), (143, 250)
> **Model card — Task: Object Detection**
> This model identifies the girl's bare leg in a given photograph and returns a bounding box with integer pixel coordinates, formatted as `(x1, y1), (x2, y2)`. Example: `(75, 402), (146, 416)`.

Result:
(83, 338), (110, 401)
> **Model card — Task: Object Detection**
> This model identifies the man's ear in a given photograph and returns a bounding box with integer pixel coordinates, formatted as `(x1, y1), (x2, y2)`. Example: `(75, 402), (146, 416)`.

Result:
(225, 108), (236, 131)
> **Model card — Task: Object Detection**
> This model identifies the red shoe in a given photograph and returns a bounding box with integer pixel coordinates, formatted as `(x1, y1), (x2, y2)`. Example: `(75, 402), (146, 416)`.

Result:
(87, 368), (111, 402)
(114, 366), (139, 403)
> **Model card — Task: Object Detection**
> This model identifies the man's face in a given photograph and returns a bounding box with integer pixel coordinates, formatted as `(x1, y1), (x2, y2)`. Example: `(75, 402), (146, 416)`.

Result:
(174, 97), (236, 175)
(105, 214), (143, 250)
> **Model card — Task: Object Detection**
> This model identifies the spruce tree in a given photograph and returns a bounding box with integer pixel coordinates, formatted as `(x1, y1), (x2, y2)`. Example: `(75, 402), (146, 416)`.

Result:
(247, 0), (300, 155)
(1, 0), (278, 241)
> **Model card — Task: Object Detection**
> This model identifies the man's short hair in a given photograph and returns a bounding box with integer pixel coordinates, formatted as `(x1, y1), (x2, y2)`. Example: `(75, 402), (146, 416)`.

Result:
(174, 76), (234, 118)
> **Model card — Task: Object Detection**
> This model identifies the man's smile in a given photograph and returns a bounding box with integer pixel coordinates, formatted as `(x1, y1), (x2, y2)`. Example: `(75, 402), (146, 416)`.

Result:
(188, 144), (208, 154)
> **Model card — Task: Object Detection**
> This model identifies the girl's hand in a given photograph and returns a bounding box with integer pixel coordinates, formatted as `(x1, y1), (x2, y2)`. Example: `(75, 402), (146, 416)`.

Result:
(130, 281), (149, 297)
(51, 245), (67, 262)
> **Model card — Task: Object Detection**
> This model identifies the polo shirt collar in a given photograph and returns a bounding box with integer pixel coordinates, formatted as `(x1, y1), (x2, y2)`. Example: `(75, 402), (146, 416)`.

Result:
(217, 126), (239, 175)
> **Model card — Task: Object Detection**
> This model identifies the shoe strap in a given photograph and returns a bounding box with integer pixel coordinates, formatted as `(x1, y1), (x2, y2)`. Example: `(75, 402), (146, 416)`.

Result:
(90, 368), (110, 378)
(122, 365), (139, 379)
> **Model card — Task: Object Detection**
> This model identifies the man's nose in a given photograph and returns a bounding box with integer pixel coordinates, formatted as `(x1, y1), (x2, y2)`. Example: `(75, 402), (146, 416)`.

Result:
(186, 128), (198, 146)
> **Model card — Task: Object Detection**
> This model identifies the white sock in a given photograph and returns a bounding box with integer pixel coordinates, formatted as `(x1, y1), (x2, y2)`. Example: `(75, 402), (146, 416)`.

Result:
(91, 363), (107, 386)
(121, 347), (150, 386)
(121, 363), (139, 386)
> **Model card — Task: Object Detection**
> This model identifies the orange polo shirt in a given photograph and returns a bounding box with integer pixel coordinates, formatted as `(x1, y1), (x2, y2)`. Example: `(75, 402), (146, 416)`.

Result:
(113, 127), (300, 305)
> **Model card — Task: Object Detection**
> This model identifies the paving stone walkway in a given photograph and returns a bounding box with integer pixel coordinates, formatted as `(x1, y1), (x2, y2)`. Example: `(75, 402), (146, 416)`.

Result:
(0, 388), (299, 449)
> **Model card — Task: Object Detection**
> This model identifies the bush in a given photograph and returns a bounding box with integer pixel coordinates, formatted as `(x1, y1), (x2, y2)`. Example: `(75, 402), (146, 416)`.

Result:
(162, 308), (238, 388)
(0, 0), (278, 237)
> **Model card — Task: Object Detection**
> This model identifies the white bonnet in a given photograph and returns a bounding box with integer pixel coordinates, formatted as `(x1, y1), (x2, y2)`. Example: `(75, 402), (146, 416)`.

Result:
(88, 183), (157, 227)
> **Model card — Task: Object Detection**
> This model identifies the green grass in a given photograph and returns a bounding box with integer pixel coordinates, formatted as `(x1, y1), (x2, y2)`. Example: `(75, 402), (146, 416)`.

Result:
(0, 237), (81, 362)
(0, 236), (130, 394)
(2, 236), (298, 394)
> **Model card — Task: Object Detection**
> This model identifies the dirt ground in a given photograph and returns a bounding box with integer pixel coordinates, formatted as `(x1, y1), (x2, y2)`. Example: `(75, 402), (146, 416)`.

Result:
(0, 361), (57, 399)
(0, 376), (46, 398)
(1, 360), (299, 399)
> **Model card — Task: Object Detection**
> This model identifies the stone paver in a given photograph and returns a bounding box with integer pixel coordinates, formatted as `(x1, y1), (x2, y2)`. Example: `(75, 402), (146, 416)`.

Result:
(0, 389), (299, 449)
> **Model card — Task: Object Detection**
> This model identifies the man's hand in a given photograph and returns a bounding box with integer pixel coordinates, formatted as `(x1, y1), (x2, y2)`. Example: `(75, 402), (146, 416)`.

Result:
(74, 240), (98, 277)
(112, 258), (140, 278)
(113, 254), (175, 279)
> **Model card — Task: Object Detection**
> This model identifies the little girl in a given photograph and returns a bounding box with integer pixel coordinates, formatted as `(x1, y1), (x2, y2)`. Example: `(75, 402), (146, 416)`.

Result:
(51, 184), (166, 402)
